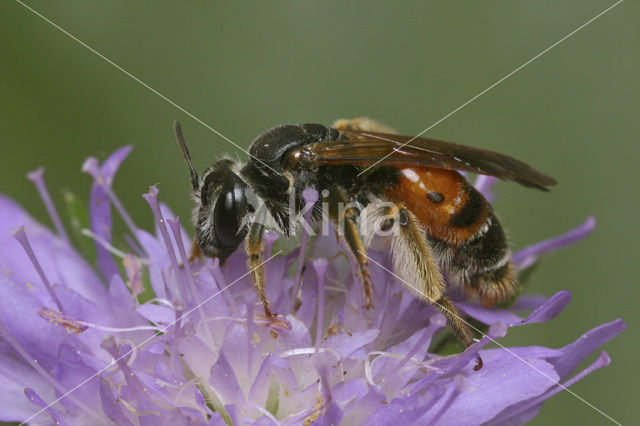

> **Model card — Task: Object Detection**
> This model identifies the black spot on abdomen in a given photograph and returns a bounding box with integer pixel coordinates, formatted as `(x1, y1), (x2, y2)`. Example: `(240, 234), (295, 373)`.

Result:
(427, 191), (444, 203)
(450, 186), (484, 228)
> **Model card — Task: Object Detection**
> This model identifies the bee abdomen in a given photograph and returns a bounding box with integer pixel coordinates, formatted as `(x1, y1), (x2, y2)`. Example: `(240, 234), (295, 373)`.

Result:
(383, 166), (493, 245)
(458, 213), (510, 272)
(450, 185), (485, 229)
(443, 213), (517, 302)
(470, 261), (517, 302)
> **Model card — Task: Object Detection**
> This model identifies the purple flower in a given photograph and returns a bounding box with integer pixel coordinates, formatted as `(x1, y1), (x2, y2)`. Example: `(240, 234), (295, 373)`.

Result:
(0, 148), (624, 425)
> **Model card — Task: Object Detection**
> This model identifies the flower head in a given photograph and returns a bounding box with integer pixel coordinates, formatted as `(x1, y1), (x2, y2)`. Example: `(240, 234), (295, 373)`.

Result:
(0, 148), (624, 425)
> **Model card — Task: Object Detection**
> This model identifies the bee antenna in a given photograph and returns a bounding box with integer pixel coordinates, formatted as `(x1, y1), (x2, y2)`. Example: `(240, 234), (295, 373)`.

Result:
(173, 120), (199, 191)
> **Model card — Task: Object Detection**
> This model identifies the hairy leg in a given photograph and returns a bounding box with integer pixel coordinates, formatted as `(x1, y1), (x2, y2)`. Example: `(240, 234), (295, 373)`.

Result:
(246, 218), (272, 317)
(382, 202), (477, 353)
(325, 186), (375, 308)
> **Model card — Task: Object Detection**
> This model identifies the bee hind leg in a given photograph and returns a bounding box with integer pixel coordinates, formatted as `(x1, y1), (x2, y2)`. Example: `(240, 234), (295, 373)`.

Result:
(388, 204), (481, 368)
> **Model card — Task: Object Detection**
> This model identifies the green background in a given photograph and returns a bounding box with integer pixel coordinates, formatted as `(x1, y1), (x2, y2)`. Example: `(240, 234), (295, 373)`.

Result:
(1, 1), (637, 424)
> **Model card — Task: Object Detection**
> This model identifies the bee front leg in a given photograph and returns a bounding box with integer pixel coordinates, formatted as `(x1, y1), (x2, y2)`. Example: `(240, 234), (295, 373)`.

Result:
(246, 220), (273, 318)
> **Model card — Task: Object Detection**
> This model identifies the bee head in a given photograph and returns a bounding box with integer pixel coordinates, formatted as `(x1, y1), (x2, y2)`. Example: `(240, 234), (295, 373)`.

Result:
(174, 121), (252, 264)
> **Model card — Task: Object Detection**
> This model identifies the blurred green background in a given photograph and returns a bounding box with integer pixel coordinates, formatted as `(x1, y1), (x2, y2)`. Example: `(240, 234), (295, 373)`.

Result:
(1, 1), (637, 424)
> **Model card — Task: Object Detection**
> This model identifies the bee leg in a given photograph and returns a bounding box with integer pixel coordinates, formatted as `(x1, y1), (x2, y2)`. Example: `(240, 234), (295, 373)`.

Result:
(390, 204), (480, 367)
(188, 237), (203, 263)
(326, 187), (374, 309)
(246, 220), (273, 318)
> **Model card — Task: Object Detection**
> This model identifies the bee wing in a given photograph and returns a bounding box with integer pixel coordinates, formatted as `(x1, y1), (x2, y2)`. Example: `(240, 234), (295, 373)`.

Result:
(306, 129), (556, 190)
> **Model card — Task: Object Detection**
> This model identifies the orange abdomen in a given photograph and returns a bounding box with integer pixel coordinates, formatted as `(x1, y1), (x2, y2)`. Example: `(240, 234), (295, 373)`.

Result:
(383, 166), (490, 245)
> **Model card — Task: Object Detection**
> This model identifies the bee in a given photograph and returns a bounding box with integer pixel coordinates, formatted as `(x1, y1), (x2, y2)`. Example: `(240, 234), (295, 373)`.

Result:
(174, 118), (555, 358)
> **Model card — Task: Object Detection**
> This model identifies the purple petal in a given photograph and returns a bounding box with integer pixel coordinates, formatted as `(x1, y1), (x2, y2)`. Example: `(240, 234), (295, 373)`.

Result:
(247, 355), (277, 407)
(107, 275), (150, 328)
(100, 378), (134, 425)
(457, 303), (522, 326)
(248, 415), (278, 426)
(434, 349), (559, 425)
(108, 273), (136, 311)
(177, 335), (217, 380)
(332, 378), (370, 413)
(23, 387), (66, 424)
(136, 229), (169, 299)
(521, 290), (571, 325)
(0, 195), (34, 238)
(459, 290), (570, 327)
(136, 302), (176, 326)
(510, 294), (548, 311)
(474, 175), (498, 201)
(1, 220), (107, 309)
(371, 323), (442, 397)
(490, 351), (613, 425)
(315, 400), (343, 426)
(513, 216), (595, 269)
(52, 344), (101, 414)
(0, 341), (53, 421)
(52, 240), (109, 306)
(322, 329), (379, 361)
(340, 387), (387, 425)
(365, 392), (434, 424)
(426, 376), (468, 425)
(0, 275), (66, 371)
(89, 146), (133, 281)
(209, 352), (245, 405)
(550, 319), (625, 380)
(255, 356), (303, 419)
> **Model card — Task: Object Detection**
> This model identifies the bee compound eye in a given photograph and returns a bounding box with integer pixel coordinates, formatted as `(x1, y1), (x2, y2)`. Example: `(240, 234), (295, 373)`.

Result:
(213, 187), (247, 248)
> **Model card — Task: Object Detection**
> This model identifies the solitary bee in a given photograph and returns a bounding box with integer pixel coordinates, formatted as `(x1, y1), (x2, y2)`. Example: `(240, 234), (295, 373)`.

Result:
(174, 118), (555, 356)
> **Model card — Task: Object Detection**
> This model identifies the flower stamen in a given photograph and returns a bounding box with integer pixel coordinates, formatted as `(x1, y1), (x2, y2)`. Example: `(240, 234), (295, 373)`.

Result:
(313, 258), (329, 353)
(208, 260), (238, 312)
(81, 228), (147, 264)
(82, 157), (142, 246)
(37, 307), (88, 334)
(293, 188), (319, 310)
(27, 167), (70, 245)
(10, 226), (63, 311)
(143, 186), (185, 306)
